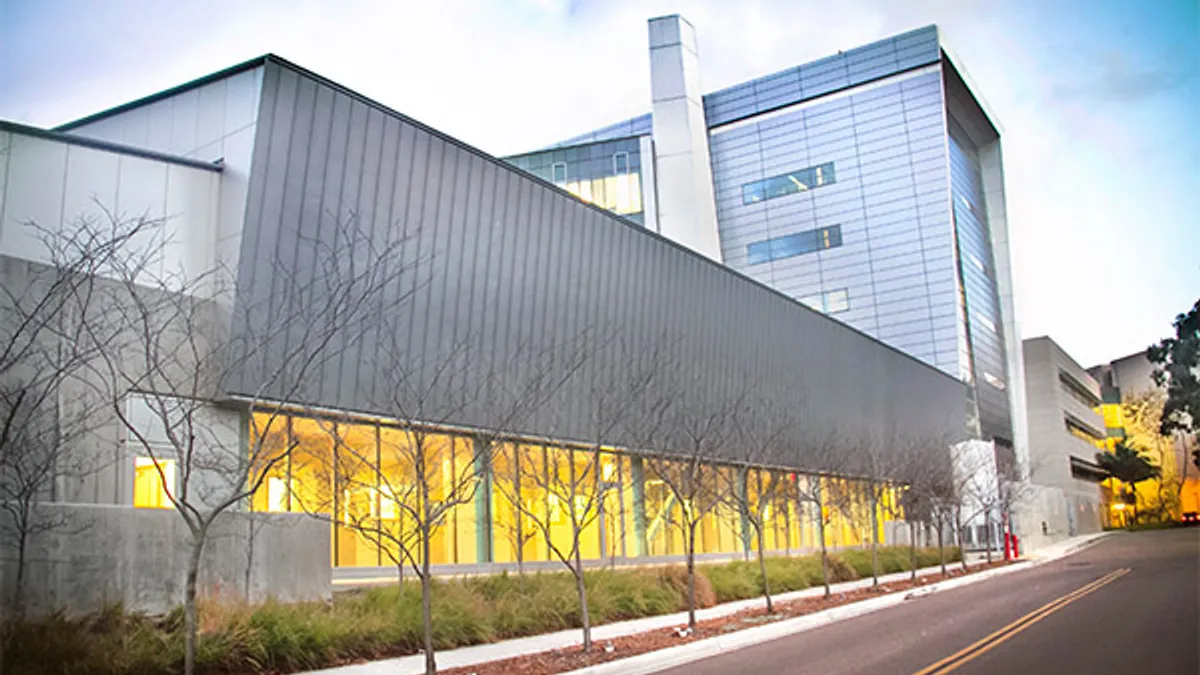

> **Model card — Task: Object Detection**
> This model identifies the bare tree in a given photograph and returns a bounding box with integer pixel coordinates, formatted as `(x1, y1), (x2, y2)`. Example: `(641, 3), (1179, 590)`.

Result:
(635, 375), (742, 631)
(0, 211), (158, 616)
(491, 333), (657, 653)
(894, 435), (957, 579)
(841, 430), (905, 588)
(727, 396), (799, 614)
(788, 431), (852, 598)
(73, 211), (406, 675)
(294, 335), (588, 674)
(498, 443), (606, 651)
(951, 440), (1005, 566)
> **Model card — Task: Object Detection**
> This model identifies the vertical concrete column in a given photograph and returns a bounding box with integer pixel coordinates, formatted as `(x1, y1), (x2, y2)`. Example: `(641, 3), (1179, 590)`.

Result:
(630, 457), (649, 557)
(648, 15), (723, 261)
(473, 436), (493, 564)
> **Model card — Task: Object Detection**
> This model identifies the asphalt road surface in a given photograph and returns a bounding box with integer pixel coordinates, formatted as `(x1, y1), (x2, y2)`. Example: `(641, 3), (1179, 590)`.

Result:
(657, 529), (1200, 675)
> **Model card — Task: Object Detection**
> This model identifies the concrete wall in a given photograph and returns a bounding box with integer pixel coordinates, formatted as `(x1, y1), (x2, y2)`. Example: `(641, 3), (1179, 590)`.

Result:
(1023, 337), (1105, 491)
(1018, 483), (1103, 552)
(1, 504), (329, 616)
(1019, 337), (1105, 548)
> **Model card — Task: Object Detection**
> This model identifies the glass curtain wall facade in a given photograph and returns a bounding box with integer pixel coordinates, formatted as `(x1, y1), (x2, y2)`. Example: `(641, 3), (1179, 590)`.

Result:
(504, 136), (646, 226)
(947, 118), (1013, 446)
(248, 412), (898, 569)
(708, 66), (958, 374)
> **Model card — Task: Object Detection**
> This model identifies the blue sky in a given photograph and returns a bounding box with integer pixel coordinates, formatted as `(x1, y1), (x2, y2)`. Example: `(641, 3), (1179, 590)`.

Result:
(1, 0), (1196, 367)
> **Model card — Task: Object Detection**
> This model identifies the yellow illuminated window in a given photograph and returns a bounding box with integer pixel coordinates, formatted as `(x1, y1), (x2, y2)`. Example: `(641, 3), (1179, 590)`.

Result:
(134, 457), (176, 509)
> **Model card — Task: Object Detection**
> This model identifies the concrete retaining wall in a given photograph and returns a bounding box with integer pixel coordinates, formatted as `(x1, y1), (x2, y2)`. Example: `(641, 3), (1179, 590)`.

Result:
(1, 504), (330, 616)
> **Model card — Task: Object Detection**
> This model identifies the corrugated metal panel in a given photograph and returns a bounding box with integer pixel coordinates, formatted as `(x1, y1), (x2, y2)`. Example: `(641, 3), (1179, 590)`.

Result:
(228, 59), (965, 469)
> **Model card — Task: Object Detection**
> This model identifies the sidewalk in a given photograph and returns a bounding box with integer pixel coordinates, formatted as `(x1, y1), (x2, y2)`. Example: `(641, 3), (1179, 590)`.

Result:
(302, 533), (1109, 675)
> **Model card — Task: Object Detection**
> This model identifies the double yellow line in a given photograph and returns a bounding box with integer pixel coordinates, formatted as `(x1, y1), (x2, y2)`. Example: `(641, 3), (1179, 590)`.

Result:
(912, 567), (1131, 675)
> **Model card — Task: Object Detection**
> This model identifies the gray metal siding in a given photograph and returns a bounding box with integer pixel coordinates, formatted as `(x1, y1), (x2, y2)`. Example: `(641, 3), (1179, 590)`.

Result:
(229, 60), (965, 468)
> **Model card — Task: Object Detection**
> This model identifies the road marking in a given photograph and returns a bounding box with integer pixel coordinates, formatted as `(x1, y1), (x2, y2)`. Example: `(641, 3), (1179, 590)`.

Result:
(911, 567), (1131, 675)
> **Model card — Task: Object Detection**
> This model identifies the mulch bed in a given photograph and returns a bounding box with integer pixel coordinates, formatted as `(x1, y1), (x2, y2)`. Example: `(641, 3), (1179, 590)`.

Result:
(442, 562), (1011, 675)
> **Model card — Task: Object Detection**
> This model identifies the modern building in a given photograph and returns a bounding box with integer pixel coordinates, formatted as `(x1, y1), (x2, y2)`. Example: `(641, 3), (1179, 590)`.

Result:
(505, 17), (1029, 496)
(0, 53), (966, 614)
(1019, 337), (1106, 547)
(1089, 350), (1196, 521)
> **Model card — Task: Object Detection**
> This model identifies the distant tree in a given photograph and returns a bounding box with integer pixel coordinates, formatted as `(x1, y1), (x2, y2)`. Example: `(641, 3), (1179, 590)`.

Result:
(1096, 442), (1161, 524)
(1149, 298), (1199, 436)
(1121, 389), (1180, 521)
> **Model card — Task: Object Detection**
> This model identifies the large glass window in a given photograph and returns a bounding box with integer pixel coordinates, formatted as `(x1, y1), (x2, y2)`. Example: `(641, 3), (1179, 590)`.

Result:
(742, 162), (836, 205)
(133, 457), (176, 508)
(247, 411), (902, 568)
(747, 225), (842, 265)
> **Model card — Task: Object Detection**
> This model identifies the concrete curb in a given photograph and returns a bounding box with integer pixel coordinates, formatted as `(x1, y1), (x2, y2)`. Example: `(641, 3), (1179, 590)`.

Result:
(557, 562), (1034, 675)
(558, 533), (1111, 675)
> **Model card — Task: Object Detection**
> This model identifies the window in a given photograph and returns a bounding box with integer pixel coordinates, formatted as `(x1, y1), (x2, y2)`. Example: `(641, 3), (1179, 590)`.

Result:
(746, 225), (842, 264)
(742, 162), (836, 205)
(1058, 371), (1101, 408)
(975, 313), (997, 333)
(799, 288), (850, 315)
(613, 152), (629, 175)
(552, 162), (567, 184)
(825, 288), (850, 313)
(983, 371), (1007, 391)
(1065, 416), (1104, 448)
(133, 457), (176, 508)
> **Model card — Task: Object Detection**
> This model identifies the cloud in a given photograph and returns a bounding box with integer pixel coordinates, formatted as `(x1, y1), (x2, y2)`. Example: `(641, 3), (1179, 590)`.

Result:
(1049, 50), (1199, 103)
(2, 0), (1195, 366)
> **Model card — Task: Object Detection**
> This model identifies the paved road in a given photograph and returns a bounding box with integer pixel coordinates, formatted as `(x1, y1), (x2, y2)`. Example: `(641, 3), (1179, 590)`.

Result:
(657, 529), (1200, 675)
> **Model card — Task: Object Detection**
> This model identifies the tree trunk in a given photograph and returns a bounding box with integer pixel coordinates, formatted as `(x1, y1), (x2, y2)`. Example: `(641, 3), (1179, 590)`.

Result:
(13, 527), (28, 618)
(515, 455), (525, 578)
(686, 524), (698, 629)
(243, 518), (255, 600)
(815, 492), (831, 598)
(937, 518), (947, 576)
(869, 488), (880, 587)
(183, 530), (207, 675)
(756, 525), (773, 613)
(955, 508), (967, 572)
(984, 511), (994, 564)
(419, 443), (437, 675)
(909, 520), (917, 581)
(574, 548), (592, 652)
(421, 535), (435, 675)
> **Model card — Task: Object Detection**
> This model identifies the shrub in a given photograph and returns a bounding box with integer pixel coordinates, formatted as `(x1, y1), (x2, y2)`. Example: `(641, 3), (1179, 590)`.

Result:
(3, 547), (957, 675)
(702, 560), (761, 602)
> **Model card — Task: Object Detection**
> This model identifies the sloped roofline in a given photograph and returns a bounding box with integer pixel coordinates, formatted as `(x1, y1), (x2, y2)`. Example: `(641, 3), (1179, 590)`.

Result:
(54, 55), (271, 131)
(1, 119), (224, 172)
(47, 51), (967, 390)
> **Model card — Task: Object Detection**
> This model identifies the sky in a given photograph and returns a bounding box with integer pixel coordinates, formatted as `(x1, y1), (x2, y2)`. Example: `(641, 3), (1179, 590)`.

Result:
(1, 0), (1197, 367)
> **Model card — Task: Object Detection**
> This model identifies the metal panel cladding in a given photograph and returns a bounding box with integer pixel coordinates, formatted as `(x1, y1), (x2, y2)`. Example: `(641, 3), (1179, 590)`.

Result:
(228, 58), (967, 468)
